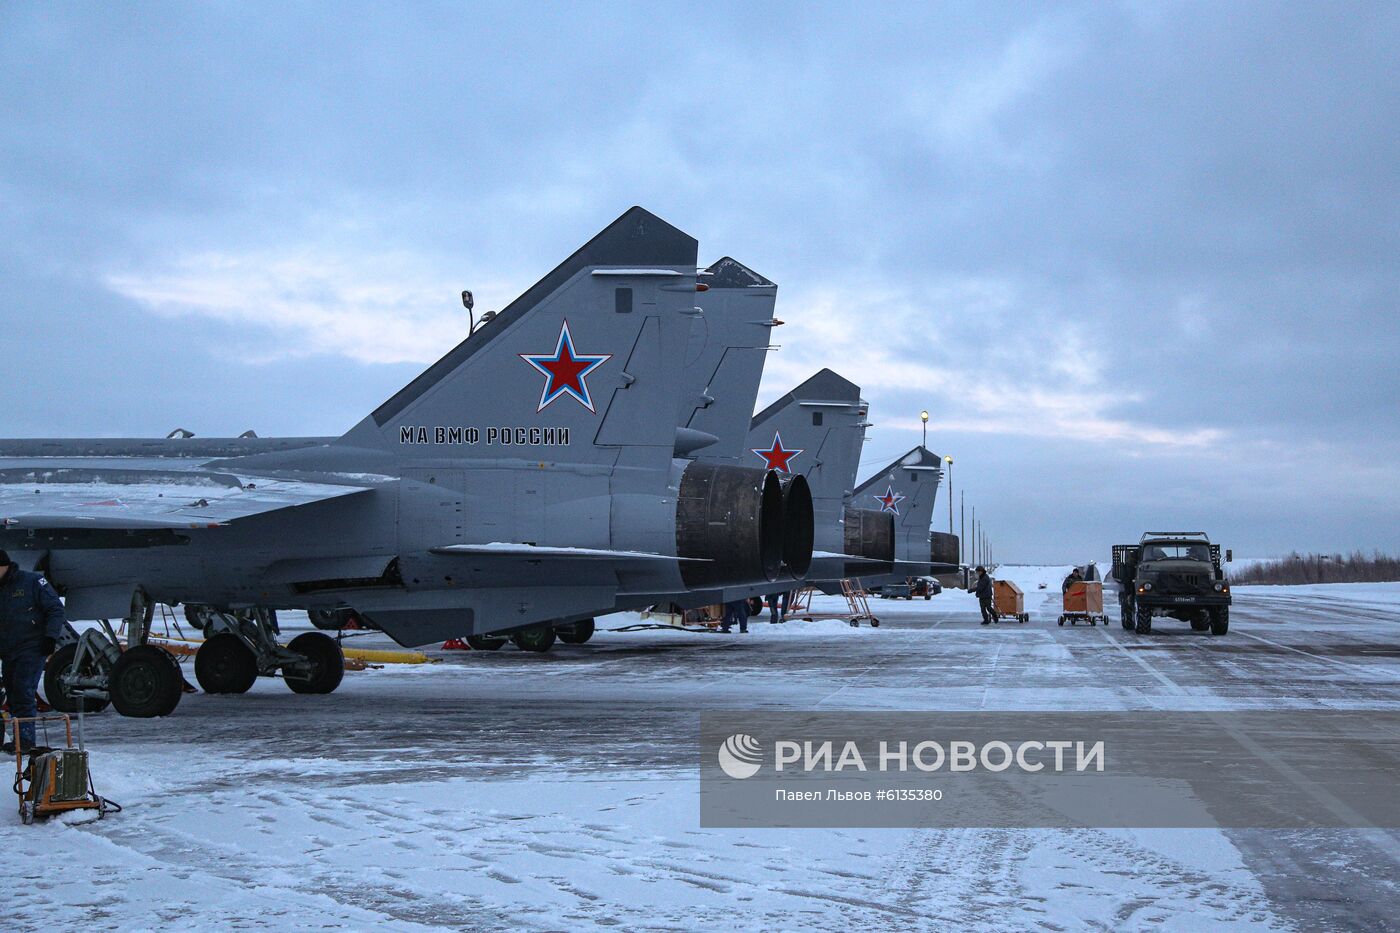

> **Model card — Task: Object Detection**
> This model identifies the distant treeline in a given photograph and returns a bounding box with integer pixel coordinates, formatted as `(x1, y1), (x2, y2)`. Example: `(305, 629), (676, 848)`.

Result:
(1233, 552), (1400, 586)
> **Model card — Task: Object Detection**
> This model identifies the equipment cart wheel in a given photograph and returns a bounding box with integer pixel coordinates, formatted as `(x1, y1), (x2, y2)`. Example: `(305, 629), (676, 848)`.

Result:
(1058, 616), (1064, 626)
(285, 632), (345, 695)
(870, 618), (880, 627)
(556, 618), (595, 645)
(512, 625), (556, 652)
(110, 645), (183, 718)
(194, 633), (258, 694)
(1019, 614), (1028, 623)
(42, 643), (109, 714)
(465, 634), (507, 650)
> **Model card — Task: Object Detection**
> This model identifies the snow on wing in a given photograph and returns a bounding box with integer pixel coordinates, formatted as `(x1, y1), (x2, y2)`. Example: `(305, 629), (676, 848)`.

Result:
(0, 468), (371, 529)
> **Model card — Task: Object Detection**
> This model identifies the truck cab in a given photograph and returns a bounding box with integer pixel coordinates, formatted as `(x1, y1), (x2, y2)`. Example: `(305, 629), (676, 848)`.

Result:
(1112, 532), (1232, 635)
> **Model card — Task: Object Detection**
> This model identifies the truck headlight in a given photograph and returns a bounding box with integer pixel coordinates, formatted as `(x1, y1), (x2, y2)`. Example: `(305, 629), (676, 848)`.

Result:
(1140, 582), (1153, 592)
(1213, 583), (1224, 592)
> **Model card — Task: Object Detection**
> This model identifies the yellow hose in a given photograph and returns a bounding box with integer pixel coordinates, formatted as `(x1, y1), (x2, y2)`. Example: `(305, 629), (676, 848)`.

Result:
(340, 647), (432, 665)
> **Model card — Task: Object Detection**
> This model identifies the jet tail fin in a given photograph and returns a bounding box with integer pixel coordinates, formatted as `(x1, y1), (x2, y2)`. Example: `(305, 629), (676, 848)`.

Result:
(746, 369), (867, 554)
(340, 207), (700, 470)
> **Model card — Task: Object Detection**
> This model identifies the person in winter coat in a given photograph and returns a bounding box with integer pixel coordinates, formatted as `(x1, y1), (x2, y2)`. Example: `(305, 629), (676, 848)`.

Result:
(0, 550), (68, 752)
(721, 598), (751, 634)
(973, 566), (996, 625)
(1062, 567), (1084, 593)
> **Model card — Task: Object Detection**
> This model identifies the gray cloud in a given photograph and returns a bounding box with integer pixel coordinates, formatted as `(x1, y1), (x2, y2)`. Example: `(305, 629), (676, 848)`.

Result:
(2, 1), (1396, 560)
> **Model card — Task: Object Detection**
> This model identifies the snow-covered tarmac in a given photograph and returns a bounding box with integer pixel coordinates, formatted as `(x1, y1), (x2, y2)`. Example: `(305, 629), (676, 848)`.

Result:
(9, 567), (1400, 930)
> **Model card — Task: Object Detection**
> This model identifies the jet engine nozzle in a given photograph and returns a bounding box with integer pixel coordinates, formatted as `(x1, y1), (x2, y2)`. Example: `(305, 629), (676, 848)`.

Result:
(778, 473), (814, 578)
(675, 463), (787, 587)
(930, 531), (960, 572)
(842, 507), (895, 565)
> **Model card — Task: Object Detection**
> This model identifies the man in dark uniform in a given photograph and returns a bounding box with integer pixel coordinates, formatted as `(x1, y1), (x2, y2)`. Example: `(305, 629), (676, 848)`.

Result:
(973, 566), (996, 625)
(0, 550), (67, 753)
(720, 597), (751, 634)
(1062, 567), (1084, 593)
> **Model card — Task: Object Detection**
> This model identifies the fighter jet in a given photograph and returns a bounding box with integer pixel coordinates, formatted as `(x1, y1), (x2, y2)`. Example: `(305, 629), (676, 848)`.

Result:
(0, 207), (813, 716)
(850, 447), (948, 590)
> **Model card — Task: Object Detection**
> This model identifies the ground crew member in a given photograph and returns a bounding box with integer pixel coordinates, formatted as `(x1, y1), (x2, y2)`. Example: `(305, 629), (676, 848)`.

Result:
(974, 566), (995, 625)
(721, 598), (750, 634)
(1063, 567), (1084, 593)
(766, 590), (793, 624)
(0, 550), (66, 753)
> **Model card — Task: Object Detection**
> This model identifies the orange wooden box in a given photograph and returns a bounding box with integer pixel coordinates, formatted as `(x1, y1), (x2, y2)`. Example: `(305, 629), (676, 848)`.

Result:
(1063, 581), (1104, 614)
(992, 579), (1024, 614)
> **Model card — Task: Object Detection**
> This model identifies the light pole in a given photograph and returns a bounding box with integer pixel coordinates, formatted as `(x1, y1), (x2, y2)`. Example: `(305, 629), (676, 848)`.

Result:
(920, 410), (929, 448)
(943, 455), (953, 536)
(960, 490), (965, 565)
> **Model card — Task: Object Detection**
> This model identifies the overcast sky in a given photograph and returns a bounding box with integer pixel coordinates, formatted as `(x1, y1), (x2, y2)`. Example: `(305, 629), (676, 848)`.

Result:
(2, 2), (1396, 562)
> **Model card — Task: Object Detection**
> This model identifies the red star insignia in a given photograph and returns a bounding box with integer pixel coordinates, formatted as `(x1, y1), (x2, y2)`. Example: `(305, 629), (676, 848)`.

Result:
(519, 320), (613, 413)
(751, 431), (803, 473)
(875, 485), (906, 515)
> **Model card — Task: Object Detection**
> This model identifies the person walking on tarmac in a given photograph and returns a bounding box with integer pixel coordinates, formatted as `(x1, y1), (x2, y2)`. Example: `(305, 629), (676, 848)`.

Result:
(0, 550), (67, 753)
(974, 566), (996, 625)
(766, 590), (791, 624)
(721, 598), (751, 634)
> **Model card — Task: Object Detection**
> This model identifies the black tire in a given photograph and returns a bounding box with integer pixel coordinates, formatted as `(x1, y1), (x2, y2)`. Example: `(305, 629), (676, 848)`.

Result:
(465, 634), (507, 651)
(556, 618), (595, 645)
(1190, 611), (1210, 632)
(1210, 607), (1229, 636)
(1135, 604), (1153, 635)
(42, 643), (109, 714)
(110, 645), (183, 718)
(284, 632), (345, 694)
(1058, 617), (1064, 626)
(512, 625), (556, 652)
(1121, 605), (1134, 631)
(194, 633), (258, 694)
(870, 618), (880, 627)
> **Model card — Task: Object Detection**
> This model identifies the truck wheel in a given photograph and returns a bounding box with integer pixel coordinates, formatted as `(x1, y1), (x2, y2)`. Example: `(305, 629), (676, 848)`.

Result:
(1209, 607), (1229, 636)
(1134, 604), (1153, 635)
(512, 625), (556, 652)
(1120, 605), (1134, 630)
(42, 643), (109, 714)
(285, 632), (345, 695)
(195, 633), (259, 694)
(556, 618), (595, 645)
(1190, 611), (1210, 632)
(109, 645), (183, 718)
(465, 634), (507, 650)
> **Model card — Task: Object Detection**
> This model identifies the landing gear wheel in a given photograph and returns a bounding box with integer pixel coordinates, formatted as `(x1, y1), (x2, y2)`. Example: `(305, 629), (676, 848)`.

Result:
(465, 634), (507, 651)
(42, 643), (109, 714)
(556, 618), (595, 645)
(512, 625), (556, 652)
(1209, 607), (1229, 636)
(110, 645), (183, 718)
(1135, 604), (1153, 635)
(285, 632), (345, 695)
(194, 633), (258, 694)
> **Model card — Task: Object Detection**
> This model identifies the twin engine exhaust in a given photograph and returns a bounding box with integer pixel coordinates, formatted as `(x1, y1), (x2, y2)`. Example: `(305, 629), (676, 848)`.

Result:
(675, 463), (813, 589)
(842, 507), (896, 565)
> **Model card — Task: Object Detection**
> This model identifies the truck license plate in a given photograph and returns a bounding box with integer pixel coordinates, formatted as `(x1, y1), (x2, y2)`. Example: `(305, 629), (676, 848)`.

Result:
(1173, 596), (1193, 603)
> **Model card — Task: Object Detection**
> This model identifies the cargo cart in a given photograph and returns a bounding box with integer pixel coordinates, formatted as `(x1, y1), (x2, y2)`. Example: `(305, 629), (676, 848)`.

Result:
(1059, 581), (1108, 625)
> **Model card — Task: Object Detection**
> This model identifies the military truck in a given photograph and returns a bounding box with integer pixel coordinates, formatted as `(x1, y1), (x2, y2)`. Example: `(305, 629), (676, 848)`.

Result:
(1111, 532), (1232, 635)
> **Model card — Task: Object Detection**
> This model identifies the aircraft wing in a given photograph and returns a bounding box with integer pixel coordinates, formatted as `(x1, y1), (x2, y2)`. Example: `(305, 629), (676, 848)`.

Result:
(431, 543), (705, 564)
(0, 467), (372, 531)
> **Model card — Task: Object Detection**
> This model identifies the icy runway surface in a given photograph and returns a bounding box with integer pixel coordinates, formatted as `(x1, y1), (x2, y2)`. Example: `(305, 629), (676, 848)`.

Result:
(10, 568), (1400, 930)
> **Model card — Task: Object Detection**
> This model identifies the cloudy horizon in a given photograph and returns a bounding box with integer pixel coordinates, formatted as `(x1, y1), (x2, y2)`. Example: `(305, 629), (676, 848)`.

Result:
(3, 2), (1396, 562)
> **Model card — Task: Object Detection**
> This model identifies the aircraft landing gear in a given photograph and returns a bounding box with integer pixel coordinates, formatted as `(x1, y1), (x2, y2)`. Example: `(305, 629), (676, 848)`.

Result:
(46, 590), (182, 718)
(555, 618), (595, 645)
(511, 624), (556, 652)
(189, 607), (345, 696)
